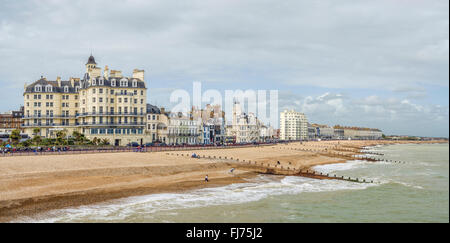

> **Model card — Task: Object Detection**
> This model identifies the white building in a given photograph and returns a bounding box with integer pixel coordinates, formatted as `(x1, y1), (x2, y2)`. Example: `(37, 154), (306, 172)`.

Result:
(167, 112), (200, 145)
(280, 110), (308, 141)
(227, 102), (262, 143)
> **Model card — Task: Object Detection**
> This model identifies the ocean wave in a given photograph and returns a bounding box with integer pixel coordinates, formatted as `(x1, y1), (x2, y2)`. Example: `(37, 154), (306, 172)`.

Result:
(13, 175), (376, 223)
(312, 160), (375, 173)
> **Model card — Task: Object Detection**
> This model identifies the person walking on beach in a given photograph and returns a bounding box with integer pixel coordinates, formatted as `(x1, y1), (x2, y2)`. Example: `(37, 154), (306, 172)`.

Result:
(205, 174), (209, 182)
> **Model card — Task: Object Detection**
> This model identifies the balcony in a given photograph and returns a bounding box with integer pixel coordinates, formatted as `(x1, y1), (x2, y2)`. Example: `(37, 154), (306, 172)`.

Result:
(77, 122), (145, 127)
(167, 132), (201, 137)
(22, 115), (76, 119)
(76, 112), (145, 117)
(22, 123), (76, 127)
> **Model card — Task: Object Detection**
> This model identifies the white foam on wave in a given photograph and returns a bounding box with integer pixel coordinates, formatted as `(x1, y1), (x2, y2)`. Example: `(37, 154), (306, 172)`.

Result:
(312, 160), (373, 173)
(13, 174), (376, 223)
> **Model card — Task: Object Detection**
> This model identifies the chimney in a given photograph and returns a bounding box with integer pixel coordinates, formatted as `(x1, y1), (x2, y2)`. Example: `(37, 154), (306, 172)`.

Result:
(69, 77), (74, 87)
(56, 76), (61, 87)
(110, 70), (122, 78)
(104, 65), (109, 79)
(133, 69), (144, 81)
(160, 107), (165, 114)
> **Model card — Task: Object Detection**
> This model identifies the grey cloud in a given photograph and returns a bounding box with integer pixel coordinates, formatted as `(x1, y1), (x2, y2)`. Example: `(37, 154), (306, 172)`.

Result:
(0, 0), (448, 137)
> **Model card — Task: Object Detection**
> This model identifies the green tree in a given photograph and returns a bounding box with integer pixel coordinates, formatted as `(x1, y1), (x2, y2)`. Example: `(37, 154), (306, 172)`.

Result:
(21, 140), (31, 147)
(92, 137), (99, 146)
(32, 135), (42, 146)
(9, 129), (21, 145)
(72, 131), (87, 145)
(100, 138), (110, 145)
(56, 130), (67, 145)
(33, 127), (41, 136)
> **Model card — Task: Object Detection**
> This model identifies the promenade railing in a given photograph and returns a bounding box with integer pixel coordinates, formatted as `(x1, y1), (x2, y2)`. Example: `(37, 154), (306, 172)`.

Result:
(0, 142), (280, 157)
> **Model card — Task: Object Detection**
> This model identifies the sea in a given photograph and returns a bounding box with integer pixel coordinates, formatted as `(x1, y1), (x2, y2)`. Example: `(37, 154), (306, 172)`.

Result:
(14, 143), (449, 223)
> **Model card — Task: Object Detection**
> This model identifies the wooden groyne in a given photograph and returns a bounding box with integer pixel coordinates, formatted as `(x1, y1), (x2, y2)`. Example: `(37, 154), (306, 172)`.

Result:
(166, 152), (376, 184)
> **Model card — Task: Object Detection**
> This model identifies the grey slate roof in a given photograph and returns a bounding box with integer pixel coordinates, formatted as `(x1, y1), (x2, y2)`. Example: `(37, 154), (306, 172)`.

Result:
(146, 104), (161, 114)
(24, 78), (81, 93)
(24, 75), (146, 94)
(86, 55), (96, 65)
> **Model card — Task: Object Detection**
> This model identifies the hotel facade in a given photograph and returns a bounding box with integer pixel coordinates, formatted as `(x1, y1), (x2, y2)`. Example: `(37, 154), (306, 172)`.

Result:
(279, 109), (308, 141)
(22, 55), (148, 146)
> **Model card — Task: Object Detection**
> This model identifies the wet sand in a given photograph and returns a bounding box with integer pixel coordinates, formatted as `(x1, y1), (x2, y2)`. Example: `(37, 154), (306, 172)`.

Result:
(0, 139), (446, 221)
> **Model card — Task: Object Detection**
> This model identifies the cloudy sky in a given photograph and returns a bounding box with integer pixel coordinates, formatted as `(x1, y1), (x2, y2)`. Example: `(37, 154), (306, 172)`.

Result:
(0, 0), (448, 137)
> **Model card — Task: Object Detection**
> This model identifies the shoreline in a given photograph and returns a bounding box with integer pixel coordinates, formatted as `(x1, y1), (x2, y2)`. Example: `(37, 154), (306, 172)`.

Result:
(0, 140), (447, 222)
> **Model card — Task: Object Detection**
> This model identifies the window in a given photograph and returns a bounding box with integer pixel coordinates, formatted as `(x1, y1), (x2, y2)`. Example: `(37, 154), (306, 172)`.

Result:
(134, 90), (137, 95)
(92, 88), (96, 94)
(35, 85), (42, 92)
(132, 80), (137, 87)
(111, 79), (116, 87)
(141, 90), (144, 95)
(92, 78), (96, 85)
(120, 78), (128, 87)
(99, 77), (104, 85)
(64, 86), (69, 93)
(99, 97), (103, 103)
(99, 88), (103, 94)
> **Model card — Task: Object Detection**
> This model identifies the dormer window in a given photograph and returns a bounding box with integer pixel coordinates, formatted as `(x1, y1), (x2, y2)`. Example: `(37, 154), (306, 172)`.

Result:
(75, 86), (80, 92)
(132, 79), (137, 87)
(64, 86), (69, 93)
(99, 77), (104, 85)
(45, 85), (52, 92)
(92, 78), (96, 85)
(120, 78), (128, 87)
(35, 85), (42, 92)
(111, 79), (116, 87)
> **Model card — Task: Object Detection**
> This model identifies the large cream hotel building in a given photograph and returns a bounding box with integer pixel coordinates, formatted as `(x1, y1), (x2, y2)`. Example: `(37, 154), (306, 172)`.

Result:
(279, 109), (308, 141)
(22, 55), (148, 146)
